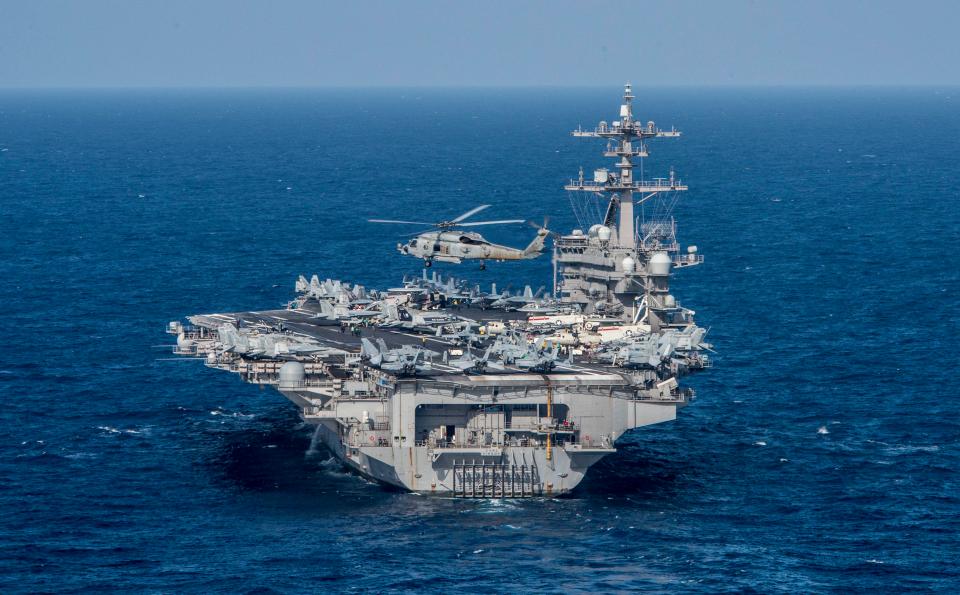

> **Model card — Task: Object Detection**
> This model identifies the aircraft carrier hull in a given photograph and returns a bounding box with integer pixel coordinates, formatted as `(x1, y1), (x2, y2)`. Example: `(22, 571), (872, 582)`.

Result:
(169, 294), (696, 498)
(286, 388), (682, 497)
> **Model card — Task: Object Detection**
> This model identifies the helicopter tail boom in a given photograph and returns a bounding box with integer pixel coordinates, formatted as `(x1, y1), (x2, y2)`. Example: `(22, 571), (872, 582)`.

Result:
(522, 228), (549, 257)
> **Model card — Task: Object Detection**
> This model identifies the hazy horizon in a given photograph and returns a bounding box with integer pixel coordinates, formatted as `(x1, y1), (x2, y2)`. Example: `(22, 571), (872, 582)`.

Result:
(1, 83), (958, 91)
(1, 0), (957, 89)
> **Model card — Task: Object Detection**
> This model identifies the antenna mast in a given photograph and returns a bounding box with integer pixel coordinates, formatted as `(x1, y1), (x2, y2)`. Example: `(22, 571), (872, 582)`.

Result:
(558, 84), (700, 325)
(566, 83), (684, 249)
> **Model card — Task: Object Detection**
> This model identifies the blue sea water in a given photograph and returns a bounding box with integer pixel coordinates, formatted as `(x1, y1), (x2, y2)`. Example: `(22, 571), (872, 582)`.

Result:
(1, 87), (958, 593)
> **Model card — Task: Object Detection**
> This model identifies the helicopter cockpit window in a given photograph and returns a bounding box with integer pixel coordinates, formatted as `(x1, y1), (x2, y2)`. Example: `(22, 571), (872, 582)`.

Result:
(410, 239), (418, 247)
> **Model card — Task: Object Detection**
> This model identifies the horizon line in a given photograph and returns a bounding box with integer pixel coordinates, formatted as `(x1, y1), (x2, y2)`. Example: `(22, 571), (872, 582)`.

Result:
(0, 83), (958, 91)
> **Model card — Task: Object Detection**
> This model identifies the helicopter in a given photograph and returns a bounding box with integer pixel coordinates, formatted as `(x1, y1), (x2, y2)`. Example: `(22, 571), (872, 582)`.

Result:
(369, 205), (549, 269)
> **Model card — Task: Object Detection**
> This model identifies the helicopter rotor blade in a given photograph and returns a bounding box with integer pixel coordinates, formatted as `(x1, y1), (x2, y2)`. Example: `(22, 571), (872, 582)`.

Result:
(404, 228), (441, 236)
(458, 219), (526, 227)
(369, 219), (435, 225)
(451, 204), (490, 223)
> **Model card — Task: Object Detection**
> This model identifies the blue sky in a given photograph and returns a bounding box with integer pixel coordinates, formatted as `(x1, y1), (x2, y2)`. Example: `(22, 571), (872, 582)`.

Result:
(1, 0), (957, 87)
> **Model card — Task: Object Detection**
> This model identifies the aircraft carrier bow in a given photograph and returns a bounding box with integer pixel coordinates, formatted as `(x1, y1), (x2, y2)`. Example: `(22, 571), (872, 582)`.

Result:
(169, 85), (712, 497)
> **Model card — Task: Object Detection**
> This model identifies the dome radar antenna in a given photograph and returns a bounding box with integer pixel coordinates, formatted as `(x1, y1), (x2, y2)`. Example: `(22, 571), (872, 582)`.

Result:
(562, 84), (692, 326)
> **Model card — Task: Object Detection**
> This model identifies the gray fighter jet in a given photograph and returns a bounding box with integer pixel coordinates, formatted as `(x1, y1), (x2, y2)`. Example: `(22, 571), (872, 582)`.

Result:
(434, 323), (485, 347)
(658, 325), (712, 352)
(490, 285), (548, 310)
(360, 338), (439, 376)
(296, 275), (373, 302)
(513, 344), (566, 372)
(443, 347), (505, 374)
(417, 271), (474, 303)
(488, 331), (530, 363)
(595, 334), (673, 369)
(469, 282), (509, 309)
(216, 323), (329, 358)
(311, 298), (381, 322)
(377, 303), (463, 333)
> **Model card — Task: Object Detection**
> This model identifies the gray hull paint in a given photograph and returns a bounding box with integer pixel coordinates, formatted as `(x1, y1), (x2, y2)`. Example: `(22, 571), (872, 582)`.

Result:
(286, 387), (680, 496)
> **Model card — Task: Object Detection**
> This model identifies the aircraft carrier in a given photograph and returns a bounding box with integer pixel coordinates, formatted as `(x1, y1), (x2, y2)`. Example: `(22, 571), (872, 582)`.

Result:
(168, 85), (711, 497)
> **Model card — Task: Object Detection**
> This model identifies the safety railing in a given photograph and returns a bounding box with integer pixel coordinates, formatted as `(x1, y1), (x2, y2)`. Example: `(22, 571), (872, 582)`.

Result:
(565, 179), (687, 193)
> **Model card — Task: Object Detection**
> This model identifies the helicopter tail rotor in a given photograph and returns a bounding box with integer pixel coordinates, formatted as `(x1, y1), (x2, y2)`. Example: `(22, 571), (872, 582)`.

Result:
(526, 216), (557, 238)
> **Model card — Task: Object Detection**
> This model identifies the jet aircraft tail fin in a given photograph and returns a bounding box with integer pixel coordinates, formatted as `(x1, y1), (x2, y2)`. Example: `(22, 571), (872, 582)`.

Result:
(360, 338), (379, 359)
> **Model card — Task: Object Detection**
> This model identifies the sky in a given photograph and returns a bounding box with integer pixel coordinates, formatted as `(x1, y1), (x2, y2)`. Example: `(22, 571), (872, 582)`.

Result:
(0, 0), (957, 88)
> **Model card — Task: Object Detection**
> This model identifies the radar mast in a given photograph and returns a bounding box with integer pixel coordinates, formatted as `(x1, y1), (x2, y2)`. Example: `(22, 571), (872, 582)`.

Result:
(558, 84), (701, 329)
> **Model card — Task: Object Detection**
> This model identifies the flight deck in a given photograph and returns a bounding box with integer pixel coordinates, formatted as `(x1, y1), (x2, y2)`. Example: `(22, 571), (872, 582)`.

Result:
(186, 307), (635, 381)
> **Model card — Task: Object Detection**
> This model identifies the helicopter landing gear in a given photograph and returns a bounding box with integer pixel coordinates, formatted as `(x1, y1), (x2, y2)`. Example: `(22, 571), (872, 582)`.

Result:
(479, 261), (486, 271)
(424, 260), (432, 267)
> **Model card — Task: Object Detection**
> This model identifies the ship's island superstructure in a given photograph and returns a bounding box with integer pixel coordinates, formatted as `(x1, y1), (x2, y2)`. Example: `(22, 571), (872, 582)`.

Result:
(169, 86), (711, 497)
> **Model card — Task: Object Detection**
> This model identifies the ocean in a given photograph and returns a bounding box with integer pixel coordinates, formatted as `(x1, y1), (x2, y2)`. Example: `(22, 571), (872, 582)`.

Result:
(1, 87), (958, 593)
